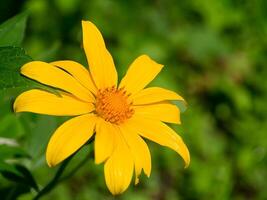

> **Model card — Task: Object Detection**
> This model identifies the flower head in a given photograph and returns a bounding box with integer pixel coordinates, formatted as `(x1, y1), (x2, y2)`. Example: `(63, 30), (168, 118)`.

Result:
(14, 21), (190, 195)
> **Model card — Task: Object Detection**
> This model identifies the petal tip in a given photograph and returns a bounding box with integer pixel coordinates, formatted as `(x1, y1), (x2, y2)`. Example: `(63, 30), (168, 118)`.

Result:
(13, 96), (23, 113)
(141, 54), (164, 68)
(81, 20), (96, 29)
(13, 101), (18, 113)
(20, 61), (43, 75)
(46, 158), (54, 168)
(94, 158), (103, 165)
(46, 148), (56, 168)
(13, 105), (18, 113)
(184, 162), (190, 169)
(134, 177), (140, 185)
(81, 20), (88, 26)
(144, 170), (151, 178)
(20, 63), (28, 74)
(46, 154), (59, 168)
(183, 153), (190, 169)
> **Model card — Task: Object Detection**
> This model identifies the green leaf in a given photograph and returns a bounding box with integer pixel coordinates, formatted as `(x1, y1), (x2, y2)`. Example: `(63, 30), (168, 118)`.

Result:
(0, 47), (50, 90)
(0, 46), (60, 95)
(0, 46), (32, 92)
(0, 12), (28, 46)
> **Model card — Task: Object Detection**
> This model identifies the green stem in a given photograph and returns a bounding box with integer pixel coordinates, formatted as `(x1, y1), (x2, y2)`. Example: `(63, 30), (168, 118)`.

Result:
(33, 155), (73, 200)
(32, 139), (94, 200)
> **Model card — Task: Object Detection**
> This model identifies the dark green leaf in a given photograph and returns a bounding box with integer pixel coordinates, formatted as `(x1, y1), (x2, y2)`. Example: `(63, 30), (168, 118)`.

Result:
(0, 46), (32, 91)
(0, 12), (28, 46)
(0, 184), (30, 200)
(0, 163), (39, 192)
(14, 164), (39, 191)
(0, 161), (20, 176)
(0, 46), (60, 95)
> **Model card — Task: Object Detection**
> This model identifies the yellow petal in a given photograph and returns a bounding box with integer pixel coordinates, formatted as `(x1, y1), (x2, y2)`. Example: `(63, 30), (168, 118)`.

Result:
(94, 119), (116, 164)
(46, 114), (97, 167)
(21, 61), (94, 102)
(14, 89), (94, 116)
(51, 60), (97, 94)
(82, 21), (117, 89)
(128, 116), (190, 168)
(134, 102), (181, 124)
(120, 123), (151, 185)
(132, 87), (185, 105)
(104, 129), (134, 195)
(119, 55), (163, 95)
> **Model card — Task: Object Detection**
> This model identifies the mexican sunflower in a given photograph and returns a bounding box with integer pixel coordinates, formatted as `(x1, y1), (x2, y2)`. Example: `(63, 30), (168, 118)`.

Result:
(13, 21), (190, 195)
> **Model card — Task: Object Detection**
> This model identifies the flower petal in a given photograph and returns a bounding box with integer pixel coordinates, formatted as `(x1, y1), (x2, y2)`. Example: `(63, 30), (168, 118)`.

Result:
(119, 55), (163, 95)
(104, 128), (134, 195)
(82, 21), (118, 89)
(46, 114), (97, 167)
(134, 102), (181, 124)
(132, 87), (185, 105)
(21, 61), (94, 102)
(94, 119), (116, 164)
(51, 60), (97, 94)
(14, 89), (94, 116)
(120, 123), (151, 184)
(127, 116), (190, 168)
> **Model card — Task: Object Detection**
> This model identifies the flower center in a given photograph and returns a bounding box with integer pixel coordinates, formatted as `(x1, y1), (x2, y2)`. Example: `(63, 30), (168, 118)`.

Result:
(95, 86), (134, 124)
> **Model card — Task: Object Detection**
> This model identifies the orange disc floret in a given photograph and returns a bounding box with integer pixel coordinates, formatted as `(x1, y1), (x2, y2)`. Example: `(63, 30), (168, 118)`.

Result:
(95, 86), (134, 124)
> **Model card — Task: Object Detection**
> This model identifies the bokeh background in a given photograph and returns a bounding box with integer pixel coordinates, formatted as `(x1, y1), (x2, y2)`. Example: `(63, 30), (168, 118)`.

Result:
(0, 0), (267, 199)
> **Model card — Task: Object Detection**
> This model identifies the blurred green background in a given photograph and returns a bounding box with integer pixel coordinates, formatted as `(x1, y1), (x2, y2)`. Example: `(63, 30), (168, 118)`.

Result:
(0, 0), (267, 199)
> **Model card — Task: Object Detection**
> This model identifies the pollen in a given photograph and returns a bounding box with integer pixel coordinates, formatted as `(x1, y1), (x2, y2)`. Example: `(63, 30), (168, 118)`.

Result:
(95, 86), (134, 124)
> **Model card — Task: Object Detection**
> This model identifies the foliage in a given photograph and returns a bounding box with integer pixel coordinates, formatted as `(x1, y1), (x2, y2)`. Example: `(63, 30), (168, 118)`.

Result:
(0, 0), (267, 199)
(0, 12), (27, 46)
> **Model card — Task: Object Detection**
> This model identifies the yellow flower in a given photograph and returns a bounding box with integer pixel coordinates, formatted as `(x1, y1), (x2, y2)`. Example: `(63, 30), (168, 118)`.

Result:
(14, 21), (190, 195)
